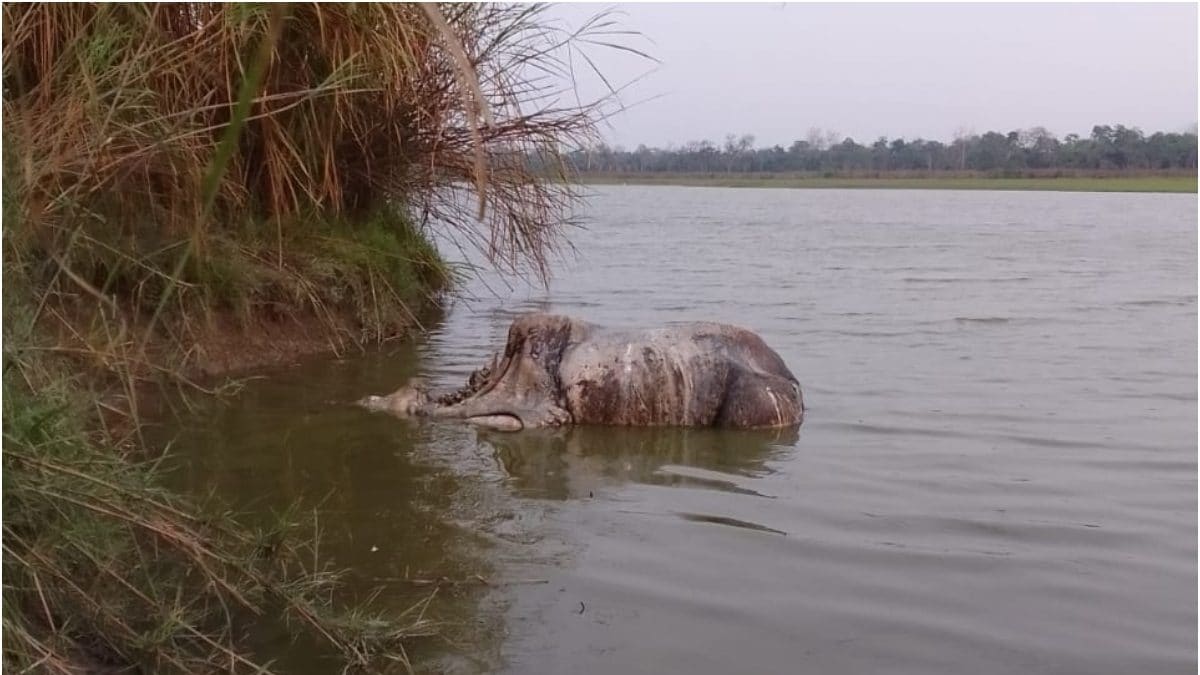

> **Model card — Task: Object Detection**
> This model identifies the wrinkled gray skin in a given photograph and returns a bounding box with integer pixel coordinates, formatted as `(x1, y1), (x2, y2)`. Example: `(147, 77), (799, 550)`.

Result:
(360, 313), (804, 431)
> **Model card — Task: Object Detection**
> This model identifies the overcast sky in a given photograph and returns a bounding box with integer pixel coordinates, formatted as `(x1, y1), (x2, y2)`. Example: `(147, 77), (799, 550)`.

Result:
(548, 3), (1198, 148)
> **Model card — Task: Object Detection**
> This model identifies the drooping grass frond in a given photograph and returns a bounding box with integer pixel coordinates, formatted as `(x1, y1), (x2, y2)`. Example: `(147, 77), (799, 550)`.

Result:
(3, 3), (631, 285)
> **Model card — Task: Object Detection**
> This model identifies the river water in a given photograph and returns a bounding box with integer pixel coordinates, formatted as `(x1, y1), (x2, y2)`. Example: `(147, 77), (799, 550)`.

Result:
(170, 186), (1196, 674)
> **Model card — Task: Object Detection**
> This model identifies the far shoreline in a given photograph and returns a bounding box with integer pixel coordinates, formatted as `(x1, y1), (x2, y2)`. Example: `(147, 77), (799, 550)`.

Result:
(576, 172), (1197, 194)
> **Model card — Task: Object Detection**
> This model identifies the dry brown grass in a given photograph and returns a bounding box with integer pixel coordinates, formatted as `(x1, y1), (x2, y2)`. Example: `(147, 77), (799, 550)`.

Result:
(2, 3), (644, 672)
(4, 3), (616, 268)
(3, 3), (633, 355)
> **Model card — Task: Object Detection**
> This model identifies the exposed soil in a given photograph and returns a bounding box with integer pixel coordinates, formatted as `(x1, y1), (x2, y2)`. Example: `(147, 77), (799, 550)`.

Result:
(153, 302), (445, 382)
(183, 313), (388, 379)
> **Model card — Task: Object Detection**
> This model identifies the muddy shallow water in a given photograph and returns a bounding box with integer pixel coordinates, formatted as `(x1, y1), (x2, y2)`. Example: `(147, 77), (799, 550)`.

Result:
(168, 186), (1196, 674)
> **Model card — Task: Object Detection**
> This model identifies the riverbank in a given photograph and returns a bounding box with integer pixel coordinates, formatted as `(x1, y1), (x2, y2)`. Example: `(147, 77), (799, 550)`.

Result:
(579, 172), (1198, 193)
(2, 4), (611, 672)
(2, 205), (454, 672)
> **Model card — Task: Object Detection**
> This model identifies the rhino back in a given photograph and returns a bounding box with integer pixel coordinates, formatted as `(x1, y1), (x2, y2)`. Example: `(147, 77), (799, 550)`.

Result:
(560, 327), (737, 426)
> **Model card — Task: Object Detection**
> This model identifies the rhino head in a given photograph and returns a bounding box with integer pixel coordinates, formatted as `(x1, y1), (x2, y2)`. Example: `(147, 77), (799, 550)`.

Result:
(360, 314), (581, 431)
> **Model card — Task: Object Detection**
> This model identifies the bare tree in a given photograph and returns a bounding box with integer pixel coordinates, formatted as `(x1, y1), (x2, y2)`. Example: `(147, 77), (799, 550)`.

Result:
(952, 126), (976, 171)
(806, 127), (826, 151)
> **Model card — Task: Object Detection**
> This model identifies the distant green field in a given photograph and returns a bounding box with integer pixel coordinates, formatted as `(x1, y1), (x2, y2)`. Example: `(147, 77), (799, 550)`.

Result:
(579, 173), (1198, 194)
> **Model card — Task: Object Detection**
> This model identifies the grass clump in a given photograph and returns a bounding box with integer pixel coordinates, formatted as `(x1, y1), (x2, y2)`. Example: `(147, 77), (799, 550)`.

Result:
(2, 2), (639, 672)
(2, 2), (628, 379)
(3, 2), (612, 284)
(215, 208), (459, 355)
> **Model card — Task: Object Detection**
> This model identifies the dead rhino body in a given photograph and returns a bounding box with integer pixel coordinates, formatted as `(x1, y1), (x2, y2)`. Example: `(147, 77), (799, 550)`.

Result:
(361, 313), (804, 431)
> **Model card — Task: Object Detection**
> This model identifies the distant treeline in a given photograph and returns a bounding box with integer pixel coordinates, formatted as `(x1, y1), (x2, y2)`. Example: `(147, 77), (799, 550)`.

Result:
(563, 125), (1198, 175)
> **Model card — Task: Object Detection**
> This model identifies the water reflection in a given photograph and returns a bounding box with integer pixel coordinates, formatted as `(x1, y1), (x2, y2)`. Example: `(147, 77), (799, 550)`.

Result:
(478, 425), (799, 501)
(160, 347), (510, 673)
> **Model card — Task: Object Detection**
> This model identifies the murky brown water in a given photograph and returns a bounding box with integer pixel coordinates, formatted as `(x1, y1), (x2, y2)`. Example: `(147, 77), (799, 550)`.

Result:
(169, 187), (1196, 674)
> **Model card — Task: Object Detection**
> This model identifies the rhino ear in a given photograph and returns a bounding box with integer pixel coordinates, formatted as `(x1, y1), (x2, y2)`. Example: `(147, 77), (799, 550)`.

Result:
(407, 377), (429, 392)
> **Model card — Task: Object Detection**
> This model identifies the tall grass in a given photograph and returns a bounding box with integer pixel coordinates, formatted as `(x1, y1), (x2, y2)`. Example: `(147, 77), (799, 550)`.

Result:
(2, 3), (640, 671)
(3, 3), (628, 370)
(4, 3), (608, 266)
